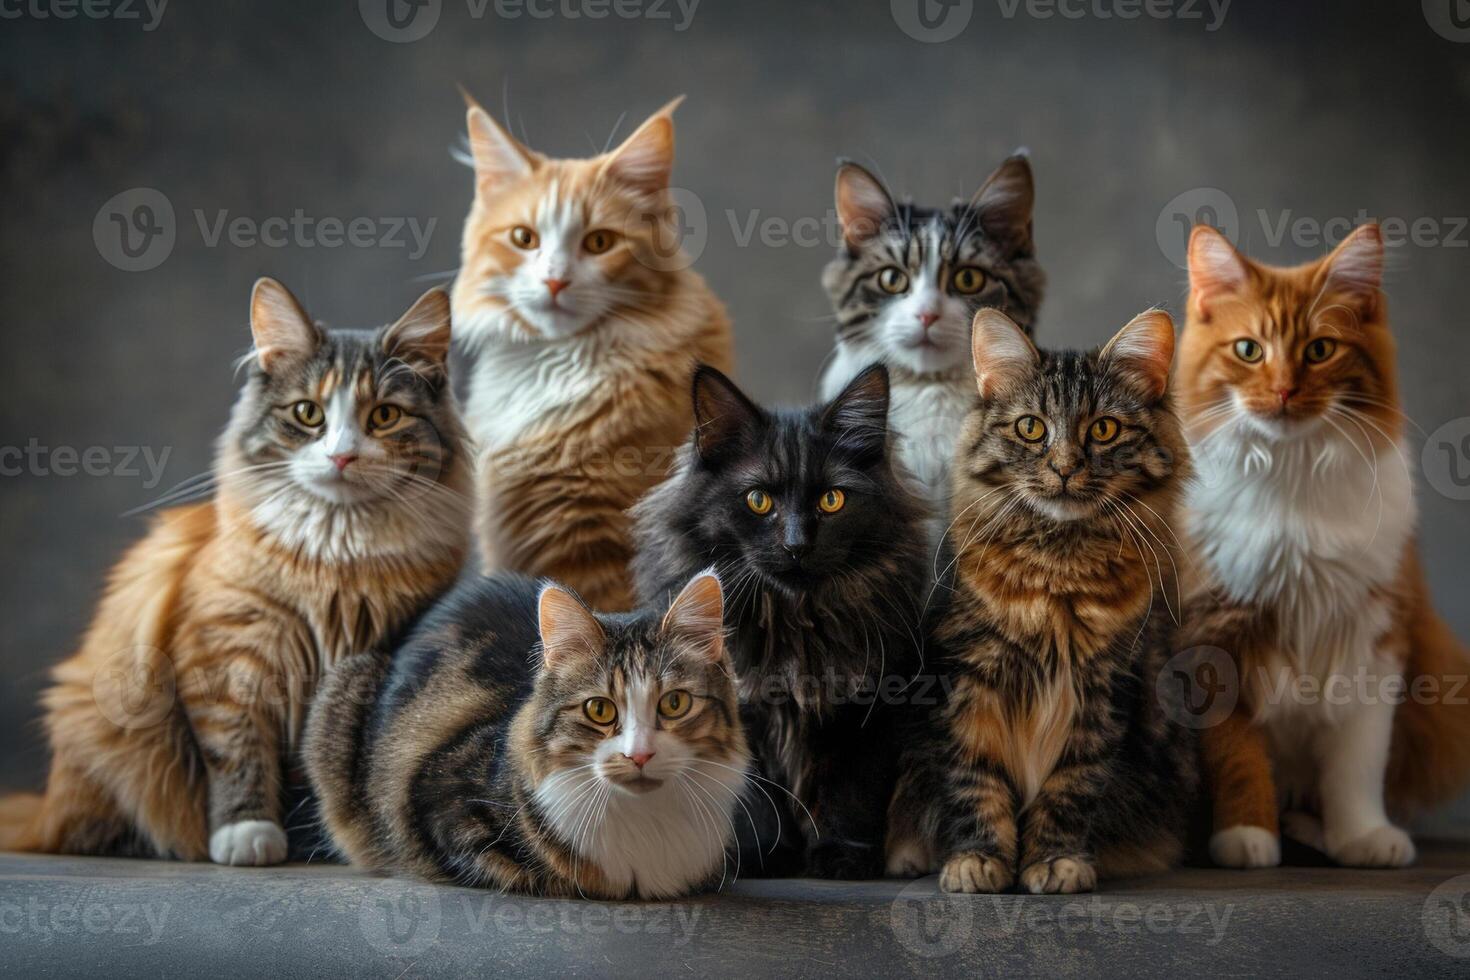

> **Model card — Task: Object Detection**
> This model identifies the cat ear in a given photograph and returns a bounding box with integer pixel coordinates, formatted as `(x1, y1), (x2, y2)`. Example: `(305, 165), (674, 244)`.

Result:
(660, 570), (725, 665)
(382, 287), (451, 383)
(1322, 223), (1384, 318)
(970, 153), (1035, 249)
(602, 96), (682, 199)
(463, 90), (539, 197)
(537, 584), (604, 670)
(1101, 308), (1176, 403)
(834, 161), (895, 249)
(250, 278), (322, 372)
(692, 365), (763, 463)
(971, 308), (1039, 399)
(822, 363), (890, 458)
(1187, 225), (1250, 321)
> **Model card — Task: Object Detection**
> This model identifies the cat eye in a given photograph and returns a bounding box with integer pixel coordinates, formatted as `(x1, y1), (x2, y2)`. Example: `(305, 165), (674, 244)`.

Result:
(1089, 417), (1120, 444)
(583, 230), (617, 254)
(1015, 416), (1048, 443)
(583, 697), (617, 725)
(1234, 339), (1264, 363)
(876, 267), (909, 294)
(292, 401), (325, 428)
(818, 489), (846, 514)
(657, 690), (693, 720)
(1304, 338), (1337, 364)
(368, 404), (403, 432)
(746, 490), (773, 515)
(509, 226), (539, 250)
(951, 267), (986, 294)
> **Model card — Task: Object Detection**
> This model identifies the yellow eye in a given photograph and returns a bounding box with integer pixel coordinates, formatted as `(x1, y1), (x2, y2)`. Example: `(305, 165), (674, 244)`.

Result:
(1304, 338), (1337, 364)
(658, 690), (693, 720)
(818, 489), (846, 513)
(1015, 416), (1047, 443)
(746, 490), (773, 515)
(510, 226), (539, 250)
(1090, 417), (1120, 443)
(292, 401), (324, 427)
(1234, 339), (1264, 363)
(583, 229), (616, 254)
(369, 404), (403, 431)
(584, 697), (617, 725)
(952, 267), (986, 294)
(877, 267), (909, 294)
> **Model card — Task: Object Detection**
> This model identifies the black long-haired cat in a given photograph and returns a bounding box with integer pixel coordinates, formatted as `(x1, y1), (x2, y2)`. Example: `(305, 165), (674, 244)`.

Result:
(631, 364), (931, 878)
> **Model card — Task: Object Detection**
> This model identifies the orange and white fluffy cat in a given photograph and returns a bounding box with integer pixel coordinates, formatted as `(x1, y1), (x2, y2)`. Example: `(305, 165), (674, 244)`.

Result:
(1179, 223), (1470, 868)
(452, 94), (732, 611)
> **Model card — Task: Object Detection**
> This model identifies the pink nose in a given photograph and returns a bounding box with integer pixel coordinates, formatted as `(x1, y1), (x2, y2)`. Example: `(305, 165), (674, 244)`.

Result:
(628, 750), (655, 769)
(329, 453), (357, 472)
(544, 278), (570, 298)
(917, 311), (940, 329)
(1278, 388), (1297, 407)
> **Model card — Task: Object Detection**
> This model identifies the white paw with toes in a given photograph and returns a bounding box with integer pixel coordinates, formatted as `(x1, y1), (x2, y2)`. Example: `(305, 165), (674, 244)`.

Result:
(1209, 825), (1281, 869)
(1329, 825), (1415, 868)
(210, 820), (288, 866)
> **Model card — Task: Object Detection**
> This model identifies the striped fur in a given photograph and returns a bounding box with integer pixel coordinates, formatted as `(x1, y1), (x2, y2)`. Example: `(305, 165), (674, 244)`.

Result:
(0, 282), (470, 863)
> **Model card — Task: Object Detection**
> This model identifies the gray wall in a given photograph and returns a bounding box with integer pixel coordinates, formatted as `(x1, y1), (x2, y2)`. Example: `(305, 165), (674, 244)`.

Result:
(2, 2), (1468, 830)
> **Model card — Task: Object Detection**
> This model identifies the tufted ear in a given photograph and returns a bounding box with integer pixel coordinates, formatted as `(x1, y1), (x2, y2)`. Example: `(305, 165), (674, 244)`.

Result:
(537, 584), (604, 670)
(1187, 225), (1250, 322)
(822, 363), (890, 459)
(834, 161), (895, 249)
(691, 365), (764, 463)
(463, 89), (540, 198)
(602, 96), (682, 200)
(970, 153), (1035, 249)
(1321, 223), (1384, 320)
(971, 308), (1039, 399)
(661, 570), (725, 665)
(1101, 309), (1176, 403)
(381, 287), (451, 382)
(250, 278), (323, 373)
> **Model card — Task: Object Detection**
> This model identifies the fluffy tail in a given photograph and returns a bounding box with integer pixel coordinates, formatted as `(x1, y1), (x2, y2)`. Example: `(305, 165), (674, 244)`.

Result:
(0, 793), (43, 851)
(1388, 561), (1470, 816)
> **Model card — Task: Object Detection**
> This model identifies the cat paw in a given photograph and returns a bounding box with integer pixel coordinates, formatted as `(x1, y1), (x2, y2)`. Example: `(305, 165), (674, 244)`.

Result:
(805, 842), (880, 880)
(938, 852), (1014, 894)
(1020, 856), (1096, 895)
(1328, 825), (1416, 868)
(1281, 811), (1326, 852)
(209, 820), (287, 867)
(885, 838), (936, 878)
(1209, 825), (1281, 869)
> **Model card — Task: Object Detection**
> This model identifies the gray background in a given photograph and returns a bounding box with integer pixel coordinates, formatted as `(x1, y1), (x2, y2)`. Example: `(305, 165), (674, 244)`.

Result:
(1, 1), (1467, 829)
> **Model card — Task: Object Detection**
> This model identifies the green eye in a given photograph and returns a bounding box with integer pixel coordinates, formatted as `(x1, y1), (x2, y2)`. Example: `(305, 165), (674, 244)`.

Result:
(1304, 338), (1337, 364)
(584, 698), (617, 725)
(746, 490), (773, 515)
(877, 267), (909, 294)
(1234, 339), (1264, 363)
(952, 267), (986, 294)
(658, 690), (692, 719)
(1015, 416), (1047, 443)
(292, 401), (324, 427)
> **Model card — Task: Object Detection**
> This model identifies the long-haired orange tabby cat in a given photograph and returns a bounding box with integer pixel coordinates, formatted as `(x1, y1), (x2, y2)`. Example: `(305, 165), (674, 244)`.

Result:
(1180, 223), (1470, 868)
(452, 93), (732, 611)
(0, 280), (470, 864)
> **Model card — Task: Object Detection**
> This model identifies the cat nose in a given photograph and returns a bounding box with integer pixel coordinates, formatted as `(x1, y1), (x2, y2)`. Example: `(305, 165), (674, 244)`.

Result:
(544, 278), (571, 298)
(628, 750), (655, 769)
(1277, 387), (1297, 407)
(329, 453), (357, 472)
(1049, 458), (1080, 482)
(917, 311), (940, 329)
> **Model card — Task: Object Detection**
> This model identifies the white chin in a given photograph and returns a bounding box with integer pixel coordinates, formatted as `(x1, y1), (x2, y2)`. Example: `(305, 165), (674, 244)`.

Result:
(1028, 496), (1097, 523)
(889, 342), (964, 376)
(300, 477), (369, 505)
(1243, 412), (1323, 442)
(524, 305), (597, 339)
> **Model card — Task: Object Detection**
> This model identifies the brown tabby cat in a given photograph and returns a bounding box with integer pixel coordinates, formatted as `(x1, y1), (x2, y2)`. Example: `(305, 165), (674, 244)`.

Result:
(1179, 223), (1470, 869)
(0, 280), (470, 865)
(452, 93), (733, 611)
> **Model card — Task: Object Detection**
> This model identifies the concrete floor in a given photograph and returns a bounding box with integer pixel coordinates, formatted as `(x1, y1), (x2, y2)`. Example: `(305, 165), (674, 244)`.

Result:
(3, 845), (1470, 979)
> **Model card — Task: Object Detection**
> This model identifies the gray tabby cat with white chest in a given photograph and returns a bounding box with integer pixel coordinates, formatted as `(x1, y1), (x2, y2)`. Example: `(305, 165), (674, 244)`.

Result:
(819, 156), (1045, 524)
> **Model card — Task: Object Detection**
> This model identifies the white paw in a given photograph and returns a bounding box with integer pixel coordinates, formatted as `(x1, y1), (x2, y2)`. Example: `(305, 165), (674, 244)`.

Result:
(209, 820), (287, 866)
(1281, 811), (1326, 852)
(1329, 825), (1416, 869)
(885, 838), (936, 878)
(1209, 825), (1281, 868)
(1021, 856), (1097, 895)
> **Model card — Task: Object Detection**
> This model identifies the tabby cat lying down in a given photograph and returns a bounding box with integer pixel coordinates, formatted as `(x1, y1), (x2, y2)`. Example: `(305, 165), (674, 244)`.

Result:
(304, 570), (749, 899)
